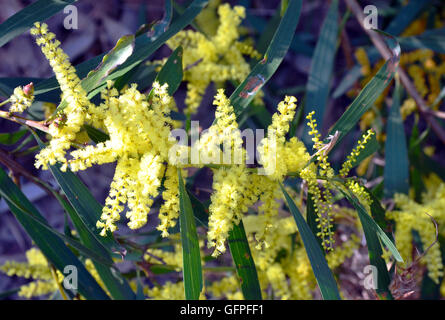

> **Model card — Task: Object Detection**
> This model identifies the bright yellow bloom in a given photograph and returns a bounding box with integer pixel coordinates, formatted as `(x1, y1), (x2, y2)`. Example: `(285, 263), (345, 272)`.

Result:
(388, 176), (445, 283)
(165, 3), (260, 115)
(339, 129), (374, 178)
(9, 83), (34, 113)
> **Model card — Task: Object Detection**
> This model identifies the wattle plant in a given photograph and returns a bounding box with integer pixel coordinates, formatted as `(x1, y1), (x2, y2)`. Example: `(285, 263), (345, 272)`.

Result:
(0, 0), (444, 301)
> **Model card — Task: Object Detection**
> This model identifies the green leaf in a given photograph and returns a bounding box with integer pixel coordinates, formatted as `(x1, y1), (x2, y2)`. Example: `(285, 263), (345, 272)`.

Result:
(302, 0), (339, 144)
(363, 186), (391, 234)
(148, 0), (173, 41)
(33, 0), (207, 110)
(384, 80), (409, 197)
(85, 35), (135, 90)
(0, 0), (77, 47)
(384, 0), (433, 36)
(228, 221), (262, 300)
(280, 184), (341, 300)
(306, 193), (324, 252)
(33, 132), (135, 299)
(57, 35), (135, 112)
(178, 168), (203, 300)
(337, 187), (397, 299)
(398, 27), (445, 54)
(83, 0), (208, 98)
(0, 166), (109, 300)
(56, 193), (136, 300)
(154, 46), (183, 96)
(337, 184), (402, 263)
(32, 134), (122, 254)
(84, 124), (109, 144)
(0, 129), (27, 145)
(328, 59), (398, 145)
(332, 65), (362, 99)
(231, 0), (302, 121)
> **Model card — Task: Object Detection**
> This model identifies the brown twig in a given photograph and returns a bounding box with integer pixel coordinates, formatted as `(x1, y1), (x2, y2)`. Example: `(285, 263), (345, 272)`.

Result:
(0, 147), (54, 198)
(0, 110), (49, 133)
(344, 0), (445, 145)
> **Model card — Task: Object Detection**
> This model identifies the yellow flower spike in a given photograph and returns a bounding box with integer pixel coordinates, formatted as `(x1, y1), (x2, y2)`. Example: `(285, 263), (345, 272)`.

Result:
(303, 112), (337, 251)
(31, 22), (94, 170)
(157, 166), (186, 237)
(339, 129), (375, 178)
(258, 96), (303, 180)
(165, 3), (261, 116)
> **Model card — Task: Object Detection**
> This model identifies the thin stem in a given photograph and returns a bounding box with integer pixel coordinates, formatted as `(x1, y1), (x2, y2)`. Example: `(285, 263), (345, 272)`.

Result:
(344, 0), (445, 145)
(0, 110), (49, 133)
(50, 265), (69, 300)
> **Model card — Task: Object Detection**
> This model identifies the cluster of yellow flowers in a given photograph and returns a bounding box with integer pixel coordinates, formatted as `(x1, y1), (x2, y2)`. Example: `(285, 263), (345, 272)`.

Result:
(300, 112), (374, 251)
(388, 174), (445, 284)
(20, 7), (385, 300)
(28, 22), (188, 237)
(162, 2), (262, 115)
(142, 209), (362, 300)
(0, 248), (60, 298)
(8, 83), (35, 113)
(196, 92), (310, 256)
(0, 248), (104, 299)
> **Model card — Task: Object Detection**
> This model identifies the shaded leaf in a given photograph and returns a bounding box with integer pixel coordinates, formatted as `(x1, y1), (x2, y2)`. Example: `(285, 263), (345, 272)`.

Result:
(228, 221), (262, 300)
(281, 184), (341, 300)
(178, 169), (203, 300)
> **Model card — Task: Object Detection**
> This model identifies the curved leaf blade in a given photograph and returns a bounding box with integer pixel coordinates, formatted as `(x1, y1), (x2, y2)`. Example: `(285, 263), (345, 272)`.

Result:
(384, 80), (409, 197)
(228, 221), (262, 300)
(231, 0), (302, 120)
(281, 184), (341, 300)
(178, 169), (203, 300)
(0, 166), (109, 300)
(0, 0), (76, 47)
(302, 0), (339, 144)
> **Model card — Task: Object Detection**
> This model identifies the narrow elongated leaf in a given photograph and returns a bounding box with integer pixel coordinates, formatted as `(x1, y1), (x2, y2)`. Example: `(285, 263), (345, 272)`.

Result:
(57, 194), (136, 300)
(32, 0), (207, 108)
(85, 35), (135, 90)
(82, 0), (208, 97)
(0, 130), (27, 145)
(281, 184), (341, 300)
(84, 124), (109, 144)
(154, 46), (183, 96)
(178, 169), (202, 300)
(338, 187), (396, 299)
(33, 133), (135, 299)
(0, 167), (109, 300)
(398, 27), (445, 54)
(231, 0), (302, 120)
(328, 32), (400, 145)
(384, 0), (433, 36)
(0, 0), (76, 47)
(337, 184), (403, 262)
(384, 80), (409, 197)
(329, 61), (396, 145)
(34, 137), (122, 254)
(228, 221), (262, 300)
(302, 0), (339, 144)
(306, 193), (324, 252)
(149, 0), (173, 41)
(332, 65), (362, 99)
(56, 35), (135, 112)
